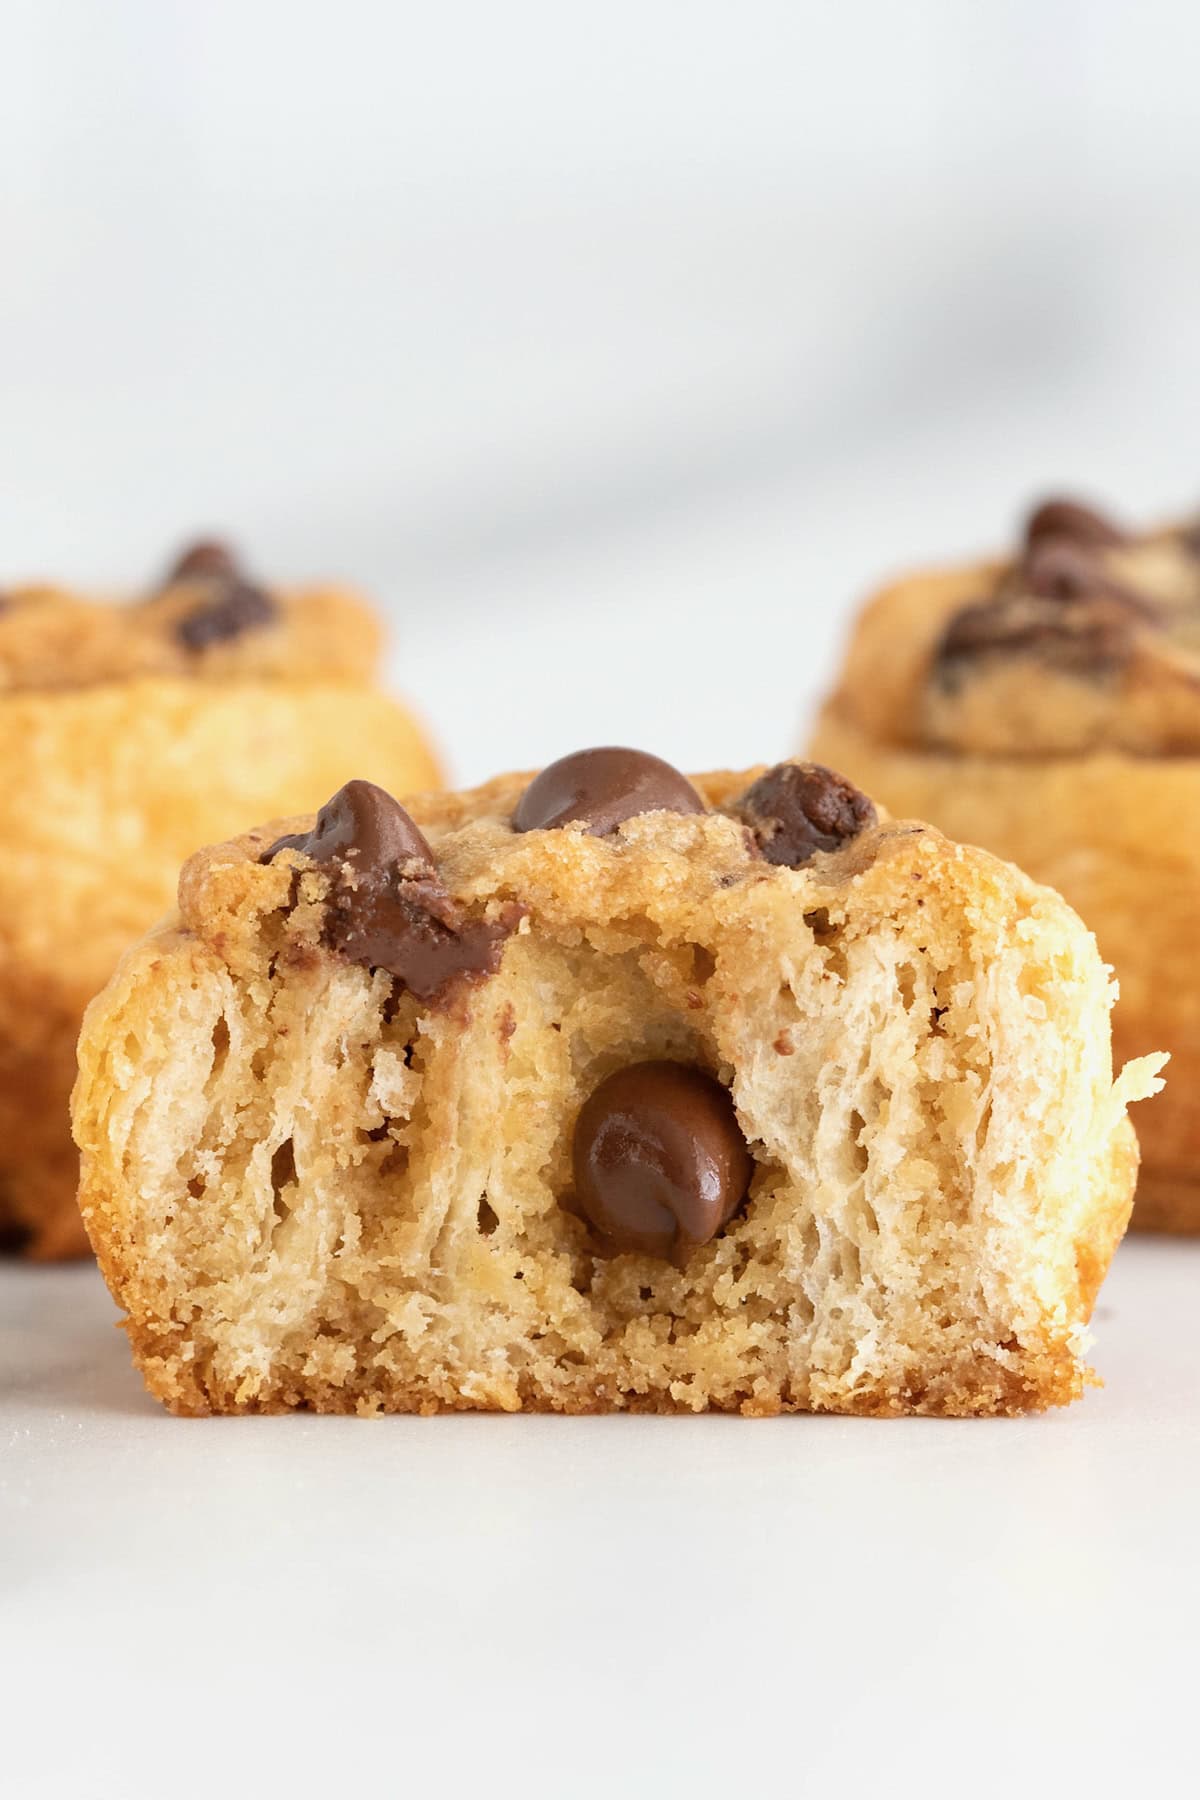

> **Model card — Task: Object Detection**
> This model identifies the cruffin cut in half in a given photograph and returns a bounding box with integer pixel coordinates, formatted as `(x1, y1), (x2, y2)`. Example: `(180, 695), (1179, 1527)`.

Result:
(73, 750), (1164, 1417)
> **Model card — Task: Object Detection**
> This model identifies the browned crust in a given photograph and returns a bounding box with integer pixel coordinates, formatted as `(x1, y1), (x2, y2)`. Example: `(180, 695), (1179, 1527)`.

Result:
(0, 962), (97, 1257)
(1128, 1171), (1200, 1234)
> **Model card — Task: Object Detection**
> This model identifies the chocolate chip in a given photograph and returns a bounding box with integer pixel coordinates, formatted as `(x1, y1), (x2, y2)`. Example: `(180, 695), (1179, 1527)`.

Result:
(163, 539), (242, 585)
(265, 779), (513, 1001)
(1014, 535), (1160, 626)
(570, 1061), (752, 1265)
(1022, 538), (1107, 601)
(161, 533), (276, 649)
(266, 777), (435, 872)
(1023, 497), (1126, 551)
(935, 592), (1138, 688)
(730, 762), (876, 868)
(175, 579), (277, 651)
(513, 747), (706, 837)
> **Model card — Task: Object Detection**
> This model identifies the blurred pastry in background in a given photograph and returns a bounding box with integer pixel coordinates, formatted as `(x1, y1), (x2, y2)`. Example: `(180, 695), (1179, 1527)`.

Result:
(810, 493), (1199, 1230)
(73, 753), (1161, 1416)
(0, 538), (440, 1258)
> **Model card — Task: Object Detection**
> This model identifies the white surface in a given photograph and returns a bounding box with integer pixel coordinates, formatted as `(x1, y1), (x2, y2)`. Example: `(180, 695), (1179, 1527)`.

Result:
(2, 1240), (1198, 1799)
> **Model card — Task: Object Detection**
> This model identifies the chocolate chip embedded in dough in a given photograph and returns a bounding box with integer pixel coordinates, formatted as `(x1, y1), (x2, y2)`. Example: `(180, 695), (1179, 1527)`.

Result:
(1023, 497), (1127, 552)
(513, 747), (706, 837)
(175, 579), (278, 651)
(265, 777), (435, 874)
(730, 762), (876, 868)
(569, 1061), (752, 1265)
(265, 779), (514, 1002)
(1015, 536), (1161, 622)
(934, 592), (1138, 689)
(1022, 538), (1109, 601)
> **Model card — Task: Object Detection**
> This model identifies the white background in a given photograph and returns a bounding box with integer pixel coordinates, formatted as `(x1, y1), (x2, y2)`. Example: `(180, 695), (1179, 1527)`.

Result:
(4, 0), (1200, 776)
(2, 4), (1199, 1794)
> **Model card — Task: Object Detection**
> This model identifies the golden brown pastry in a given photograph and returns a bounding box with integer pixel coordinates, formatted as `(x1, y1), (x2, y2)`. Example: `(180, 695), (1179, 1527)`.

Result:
(0, 539), (439, 1257)
(810, 495), (1199, 1229)
(72, 752), (1163, 1416)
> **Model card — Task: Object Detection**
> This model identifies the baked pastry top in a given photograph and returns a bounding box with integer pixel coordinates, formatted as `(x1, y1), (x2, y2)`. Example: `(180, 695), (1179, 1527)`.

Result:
(0, 538), (381, 691)
(0, 535), (437, 1260)
(73, 752), (1164, 1416)
(824, 498), (1200, 755)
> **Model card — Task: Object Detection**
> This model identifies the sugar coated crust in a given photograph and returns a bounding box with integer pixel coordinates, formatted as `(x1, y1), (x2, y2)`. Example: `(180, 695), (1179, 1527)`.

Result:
(812, 503), (1200, 1229)
(72, 762), (1163, 1415)
(0, 560), (439, 1257)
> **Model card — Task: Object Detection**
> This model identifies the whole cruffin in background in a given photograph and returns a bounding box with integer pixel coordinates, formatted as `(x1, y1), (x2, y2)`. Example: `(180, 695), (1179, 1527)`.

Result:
(0, 539), (439, 1258)
(72, 751), (1163, 1417)
(809, 493), (1200, 1233)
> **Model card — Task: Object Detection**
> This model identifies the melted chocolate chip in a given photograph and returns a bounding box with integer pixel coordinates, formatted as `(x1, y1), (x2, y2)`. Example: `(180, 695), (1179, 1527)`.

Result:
(266, 776), (435, 872)
(265, 779), (512, 1001)
(513, 747), (706, 837)
(1016, 538), (1158, 622)
(935, 592), (1138, 688)
(1023, 497), (1126, 551)
(1023, 538), (1106, 601)
(176, 579), (278, 651)
(731, 762), (875, 868)
(164, 538), (242, 585)
(570, 1061), (752, 1265)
